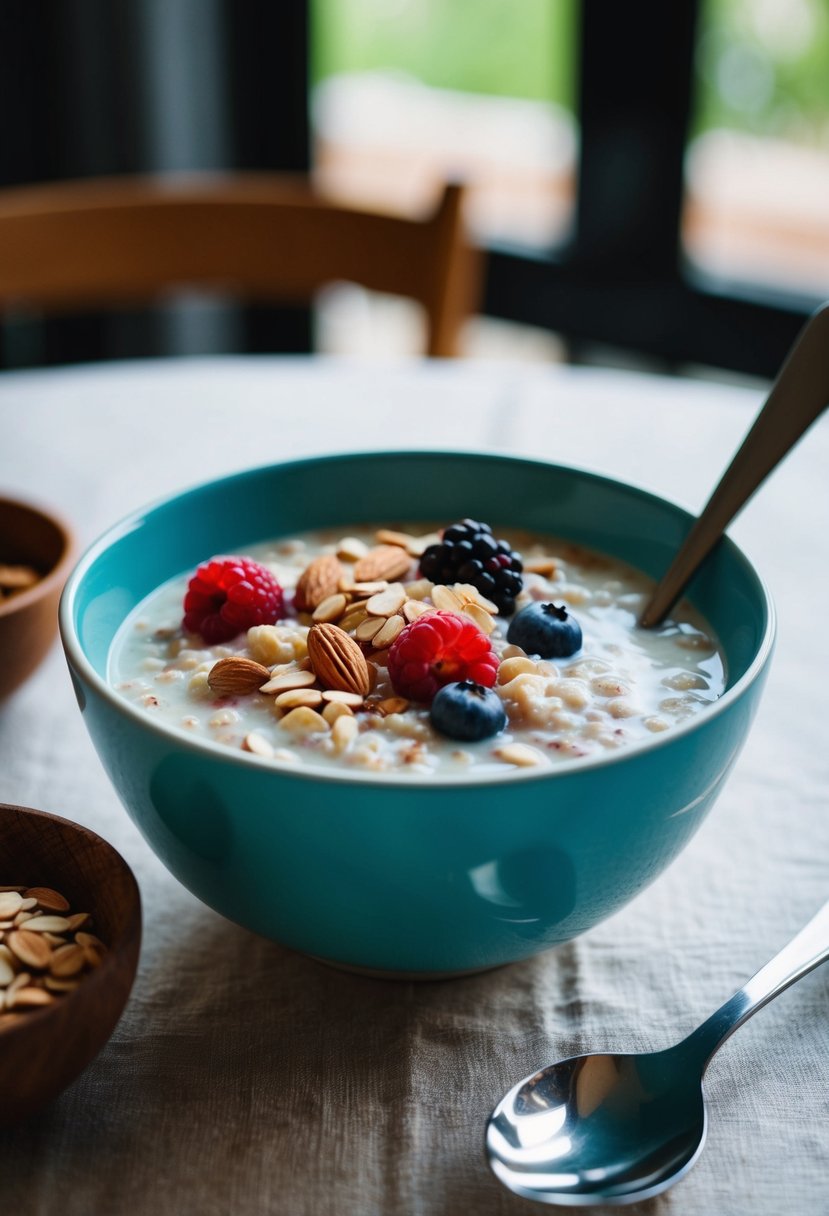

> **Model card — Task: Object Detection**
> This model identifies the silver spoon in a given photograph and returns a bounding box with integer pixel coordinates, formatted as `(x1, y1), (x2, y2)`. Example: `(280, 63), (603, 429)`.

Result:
(486, 900), (829, 1206)
(640, 302), (829, 627)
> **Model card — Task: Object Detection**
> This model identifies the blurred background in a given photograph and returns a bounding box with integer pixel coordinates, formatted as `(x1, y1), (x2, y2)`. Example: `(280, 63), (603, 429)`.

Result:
(1, 0), (827, 377)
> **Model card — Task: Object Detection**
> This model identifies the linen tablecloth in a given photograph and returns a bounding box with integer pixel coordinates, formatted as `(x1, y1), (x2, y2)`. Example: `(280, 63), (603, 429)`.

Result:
(1, 357), (827, 1216)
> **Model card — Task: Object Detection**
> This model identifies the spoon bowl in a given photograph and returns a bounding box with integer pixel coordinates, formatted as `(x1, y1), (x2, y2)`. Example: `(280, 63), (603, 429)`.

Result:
(487, 899), (829, 1205)
(488, 1047), (707, 1205)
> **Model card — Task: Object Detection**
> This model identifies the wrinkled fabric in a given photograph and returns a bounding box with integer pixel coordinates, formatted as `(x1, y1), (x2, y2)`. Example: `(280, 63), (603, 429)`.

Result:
(1, 359), (827, 1216)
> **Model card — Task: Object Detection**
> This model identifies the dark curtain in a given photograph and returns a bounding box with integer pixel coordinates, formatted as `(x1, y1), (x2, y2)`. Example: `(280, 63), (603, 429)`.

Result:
(0, 0), (311, 367)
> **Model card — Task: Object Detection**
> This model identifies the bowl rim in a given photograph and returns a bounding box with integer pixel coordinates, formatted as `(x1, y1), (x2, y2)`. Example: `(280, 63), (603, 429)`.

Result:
(0, 493), (76, 620)
(59, 449), (776, 789)
(0, 802), (141, 1041)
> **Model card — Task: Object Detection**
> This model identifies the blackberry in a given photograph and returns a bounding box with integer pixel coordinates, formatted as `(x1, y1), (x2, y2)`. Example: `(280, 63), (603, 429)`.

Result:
(419, 519), (523, 615)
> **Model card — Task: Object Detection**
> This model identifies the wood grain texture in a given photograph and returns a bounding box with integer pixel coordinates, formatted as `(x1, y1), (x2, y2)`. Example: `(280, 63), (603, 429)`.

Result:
(0, 497), (74, 701)
(0, 805), (141, 1126)
(0, 174), (481, 357)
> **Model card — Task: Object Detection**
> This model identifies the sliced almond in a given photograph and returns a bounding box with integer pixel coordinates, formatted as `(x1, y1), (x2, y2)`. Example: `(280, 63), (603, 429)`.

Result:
(8, 971), (32, 993)
(308, 623), (372, 696)
(208, 657), (271, 697)
(49, 943), (86, 978)
(321, 690), (365, 707)
(462, 602), (496, 635)
(7, 929), (51, 969)
(355, 616), (384, 642)
(454, 583), (499, 614)
(366, 584), (407, 617)
(259, 668), (318, 694)
(312, 592), (349, 623)
(22, 916), (71, 934)
(375, 696), (410, 716)
(371, 527), (430, 556)
(0, 892), (23, 919)
(75, 933), (106, 951)
(431, 584), (464, 612)
(336, 536), (370, 561)
(13, 910), (37, 926)
(274, 688), (324, 710)
(331, 714), (359, 752)
(44, 976), (81, 993)
(278, 706), (330, 735)
(353, 545), (413, 583)
(339, 580), (389, 598)
(402, 599), (433, 623)
(0, 957), (14, 987)
(524, 557), (558, 576)
(65, 912), (92, 931)
(294, 553), (345, 612)
(23, 887), (70, 913)
(42, 932), (69, 947)
(494, 743), (547, 767)
(322, 701), (354, 726)
(339, 605), (370, 633)
(372, 615), (405, 648)
(243, 731), (274, 758)
(8, 986), (54, 1009)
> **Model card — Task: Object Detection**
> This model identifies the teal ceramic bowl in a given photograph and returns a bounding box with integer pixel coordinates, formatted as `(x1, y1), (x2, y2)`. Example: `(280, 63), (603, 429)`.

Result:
(59, 452), (774, 977)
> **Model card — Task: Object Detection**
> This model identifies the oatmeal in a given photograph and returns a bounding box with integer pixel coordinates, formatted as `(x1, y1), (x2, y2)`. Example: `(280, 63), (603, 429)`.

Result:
(109, 522), (726, 778)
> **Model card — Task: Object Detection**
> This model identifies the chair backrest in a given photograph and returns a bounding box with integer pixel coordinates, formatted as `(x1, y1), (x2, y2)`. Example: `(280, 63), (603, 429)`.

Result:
(0, 174), (479, 357)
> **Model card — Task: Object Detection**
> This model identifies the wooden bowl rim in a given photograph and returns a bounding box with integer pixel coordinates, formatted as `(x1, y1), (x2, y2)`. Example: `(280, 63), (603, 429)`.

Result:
(0, 803), (142, 1041)
(0, 493), (76, 620)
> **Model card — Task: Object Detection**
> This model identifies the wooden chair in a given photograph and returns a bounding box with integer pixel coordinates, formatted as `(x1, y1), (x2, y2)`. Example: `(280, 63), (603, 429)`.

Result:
(0, 174), (480, 357)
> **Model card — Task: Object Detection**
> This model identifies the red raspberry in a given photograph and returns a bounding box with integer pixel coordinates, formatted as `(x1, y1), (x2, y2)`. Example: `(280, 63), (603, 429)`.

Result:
(182, 556), (284, 644)
(387, 610), (499, 703)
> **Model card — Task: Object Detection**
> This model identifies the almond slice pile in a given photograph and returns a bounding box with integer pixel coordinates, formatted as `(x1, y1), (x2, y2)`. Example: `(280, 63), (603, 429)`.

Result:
(201, 526), (504, 759)
(0, 886), (106, 1022)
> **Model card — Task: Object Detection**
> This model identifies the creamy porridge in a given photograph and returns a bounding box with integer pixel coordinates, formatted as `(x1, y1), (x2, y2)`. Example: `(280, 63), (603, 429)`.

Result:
(109, 522), (726, 778)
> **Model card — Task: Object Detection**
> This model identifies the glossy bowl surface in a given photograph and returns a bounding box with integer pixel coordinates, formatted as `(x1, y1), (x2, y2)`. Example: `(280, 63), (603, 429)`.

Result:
(59, 452), (774, 975)
(0, 495), (74, 700)
(0, 804), (141, 1124)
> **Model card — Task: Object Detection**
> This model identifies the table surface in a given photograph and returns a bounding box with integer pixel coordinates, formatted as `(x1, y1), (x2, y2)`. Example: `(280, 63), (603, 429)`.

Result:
(1, 356), (827, 1216)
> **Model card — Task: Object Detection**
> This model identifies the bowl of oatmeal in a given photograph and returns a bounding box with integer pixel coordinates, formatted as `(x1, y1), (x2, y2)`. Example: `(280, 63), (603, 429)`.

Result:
(59, 452), (774, 976)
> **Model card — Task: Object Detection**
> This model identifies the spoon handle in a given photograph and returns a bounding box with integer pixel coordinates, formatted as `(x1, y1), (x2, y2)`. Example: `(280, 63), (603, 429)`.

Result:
(682, 899), (829, 1070)
(640, 303), (829, 627)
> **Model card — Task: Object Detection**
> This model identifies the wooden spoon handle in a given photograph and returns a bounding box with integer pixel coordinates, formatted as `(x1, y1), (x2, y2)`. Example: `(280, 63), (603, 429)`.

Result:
(640, 303), (829, 627)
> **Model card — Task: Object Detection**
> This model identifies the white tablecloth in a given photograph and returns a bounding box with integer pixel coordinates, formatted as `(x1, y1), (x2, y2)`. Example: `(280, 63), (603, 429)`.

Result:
(1, 357), (827, 1216)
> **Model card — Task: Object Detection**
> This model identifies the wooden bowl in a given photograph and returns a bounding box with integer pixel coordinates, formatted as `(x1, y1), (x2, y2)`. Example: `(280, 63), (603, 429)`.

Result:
(0, 804), (141, 1126)
(0, 494), (75, 700)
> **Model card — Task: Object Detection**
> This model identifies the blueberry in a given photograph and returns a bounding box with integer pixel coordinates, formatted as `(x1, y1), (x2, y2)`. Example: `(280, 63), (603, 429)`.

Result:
(430, 680), (507, 742)
(507, 602), (583, 658)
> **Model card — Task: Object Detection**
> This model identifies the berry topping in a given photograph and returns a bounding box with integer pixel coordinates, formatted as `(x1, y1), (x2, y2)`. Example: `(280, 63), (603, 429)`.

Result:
(506, 601), (582, 659)
(183, 557), (284, 644)
(387, 610), (500, 703)
(430, 680), (507, 742)
(419, 519), (523, 615)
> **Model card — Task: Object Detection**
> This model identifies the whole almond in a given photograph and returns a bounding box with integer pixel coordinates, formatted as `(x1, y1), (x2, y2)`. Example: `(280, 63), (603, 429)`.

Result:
(207, 657), (271, 697)
(295, 553), (345, 612)
(307, 623), (372, 696)
(353, 545), (413, 583)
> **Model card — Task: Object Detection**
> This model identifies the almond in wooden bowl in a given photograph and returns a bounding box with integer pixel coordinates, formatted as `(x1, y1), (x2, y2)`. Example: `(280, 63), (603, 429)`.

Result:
(0, 495), (75, 701)
(0, 804), (141, 1127)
